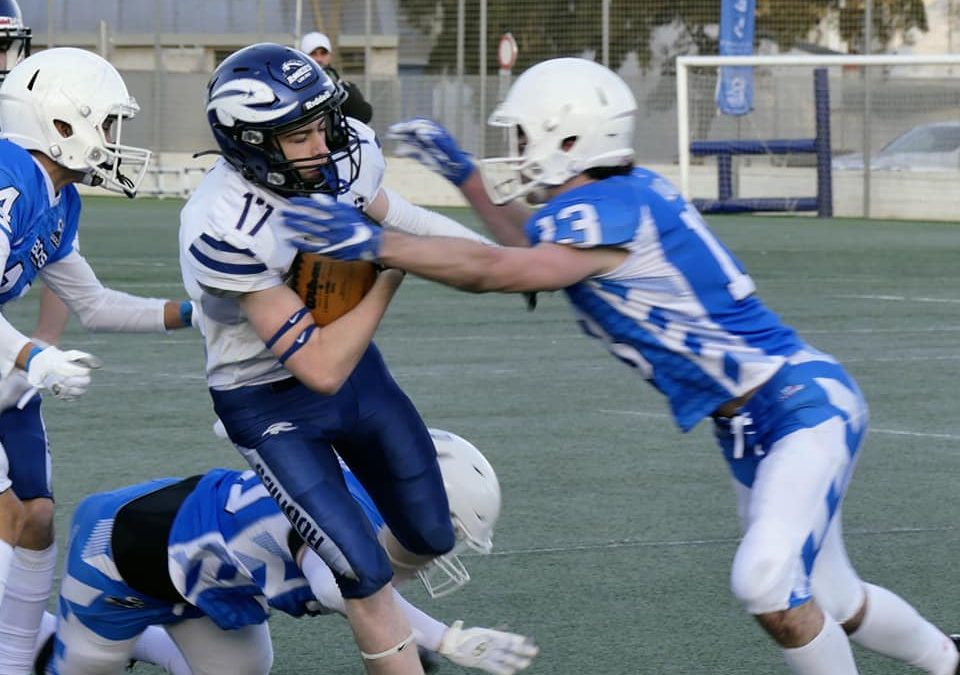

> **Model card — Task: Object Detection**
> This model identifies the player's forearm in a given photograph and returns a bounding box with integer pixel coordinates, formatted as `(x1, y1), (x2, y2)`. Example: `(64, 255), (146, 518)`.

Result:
(0, 312), (33, 376)
(379, 231), (505, 293)
(288, 269), (403, 393)
(459, 171), (531, 247)
(41, 254), (174, 332)
(378, 186), (494, 245)
(68, 288), (170, 332)
(33, 285), (70, 345)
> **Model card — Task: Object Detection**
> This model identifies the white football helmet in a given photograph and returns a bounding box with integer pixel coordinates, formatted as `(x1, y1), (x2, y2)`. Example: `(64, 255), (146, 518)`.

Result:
(0, 48), (151, 196)
(482, 57), (637, 204)
(419, 428), (502, 598)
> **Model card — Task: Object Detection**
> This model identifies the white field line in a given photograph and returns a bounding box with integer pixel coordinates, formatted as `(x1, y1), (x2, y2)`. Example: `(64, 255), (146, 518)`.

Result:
(485, 525), (953, 558)
(598, 409), (960, 442)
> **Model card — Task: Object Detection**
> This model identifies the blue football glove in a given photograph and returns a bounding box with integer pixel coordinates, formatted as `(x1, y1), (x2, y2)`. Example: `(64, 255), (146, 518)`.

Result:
(387, 118), (474, 186)
(282, 196), (383, 262)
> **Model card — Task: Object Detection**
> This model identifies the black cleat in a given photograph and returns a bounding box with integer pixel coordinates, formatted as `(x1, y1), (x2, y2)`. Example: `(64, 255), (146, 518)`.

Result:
(33, 634), (54, 675)
(950, 634), (960, 675)
(418, 644), (442, 673)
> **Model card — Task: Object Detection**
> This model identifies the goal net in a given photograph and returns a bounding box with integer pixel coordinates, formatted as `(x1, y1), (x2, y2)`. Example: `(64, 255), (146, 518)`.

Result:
(675, 54), (960, 221)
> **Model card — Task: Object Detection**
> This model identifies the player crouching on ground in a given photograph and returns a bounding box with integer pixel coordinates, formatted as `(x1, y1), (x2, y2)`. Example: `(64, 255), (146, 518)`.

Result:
(34, 429), (537, 675)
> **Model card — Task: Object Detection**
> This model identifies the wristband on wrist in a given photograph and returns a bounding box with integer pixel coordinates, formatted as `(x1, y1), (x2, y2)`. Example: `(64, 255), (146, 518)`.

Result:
(178, 300), (193, 327)
(24, 345), (43, 369)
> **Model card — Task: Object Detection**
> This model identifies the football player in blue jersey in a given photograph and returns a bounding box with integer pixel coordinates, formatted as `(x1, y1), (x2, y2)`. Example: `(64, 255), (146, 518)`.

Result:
(282, 57), (960, 675)
(0, 46), (196, 673)
(0, 0), (77, 387)
(34, 429), (537, 675)
(179, 43), (497, 675)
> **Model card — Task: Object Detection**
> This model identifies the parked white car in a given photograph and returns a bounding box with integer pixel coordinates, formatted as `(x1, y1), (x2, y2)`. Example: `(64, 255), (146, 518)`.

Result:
(832, 121), (960, 171)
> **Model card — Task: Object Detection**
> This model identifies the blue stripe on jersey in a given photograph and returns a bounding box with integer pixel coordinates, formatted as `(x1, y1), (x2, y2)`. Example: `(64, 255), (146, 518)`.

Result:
(200, 233), (256, 256)
(566, 282), (736, 429)
(189, 242), (267, 275)
(635, 175), (802, 358)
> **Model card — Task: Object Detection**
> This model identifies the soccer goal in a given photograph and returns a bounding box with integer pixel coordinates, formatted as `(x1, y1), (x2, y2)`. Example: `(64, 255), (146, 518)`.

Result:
(675, 53), (960, 221)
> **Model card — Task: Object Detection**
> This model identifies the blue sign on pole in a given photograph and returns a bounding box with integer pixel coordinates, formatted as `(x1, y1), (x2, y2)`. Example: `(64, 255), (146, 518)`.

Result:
(717, 0), (755, 116)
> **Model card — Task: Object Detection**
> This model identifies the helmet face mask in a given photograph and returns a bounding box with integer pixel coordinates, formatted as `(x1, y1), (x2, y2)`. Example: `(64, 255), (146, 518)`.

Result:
(481, 57), (637, 205)
(417, 429), (501, 599)
(0, 0), (30, 80)
(0, 47), (152, 196)
(206, 43), (361, 196)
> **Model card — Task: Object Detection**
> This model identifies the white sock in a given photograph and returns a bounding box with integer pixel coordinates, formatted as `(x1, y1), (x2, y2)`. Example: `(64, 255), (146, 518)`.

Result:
(0, 540), (13, 607)
(0, 544), (56, 674)
(390, 590), (447, 651)
(782, 617), (858, 674)
(132, 625), (192, 675)
(300, 548), (446, 650)
(301, 549), (347, 614)
(849, 583), (958, 675)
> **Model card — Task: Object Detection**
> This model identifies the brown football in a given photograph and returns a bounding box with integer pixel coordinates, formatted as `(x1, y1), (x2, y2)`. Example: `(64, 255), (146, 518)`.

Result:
(288, 252), (378, 326)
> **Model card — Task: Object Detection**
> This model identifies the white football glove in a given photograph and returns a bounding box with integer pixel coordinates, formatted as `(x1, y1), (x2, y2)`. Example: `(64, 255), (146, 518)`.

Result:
(0, 370), (35, 412)
(437, 621), (539, 675)
(25, 347), (101, 401)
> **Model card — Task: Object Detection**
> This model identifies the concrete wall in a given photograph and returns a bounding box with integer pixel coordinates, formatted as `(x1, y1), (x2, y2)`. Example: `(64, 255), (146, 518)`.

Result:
(380, 159), (960, 222)
(80, 154), (960, 223)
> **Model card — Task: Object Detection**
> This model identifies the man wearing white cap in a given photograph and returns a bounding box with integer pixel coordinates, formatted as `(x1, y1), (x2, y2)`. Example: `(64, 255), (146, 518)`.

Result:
(300, 31), (373, 124)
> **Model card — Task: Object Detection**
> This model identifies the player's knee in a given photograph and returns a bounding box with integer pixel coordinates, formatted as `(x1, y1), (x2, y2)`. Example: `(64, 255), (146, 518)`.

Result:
(730, 521), (798, 614)
(407, 521), (456, 558)
(20, 497), (54, 549)
(0, 490), (26, 541)
(392, 510), (455, 559)
(338, 553), (395, 600)
(232, 643), (273, 675)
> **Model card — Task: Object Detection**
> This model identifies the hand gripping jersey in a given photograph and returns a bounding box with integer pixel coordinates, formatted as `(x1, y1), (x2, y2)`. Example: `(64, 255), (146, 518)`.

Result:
(167, 465), (383, 630)
(179, 120), (385, 389)
(526, 168), (805, 431)
(0, 139), (80, 305)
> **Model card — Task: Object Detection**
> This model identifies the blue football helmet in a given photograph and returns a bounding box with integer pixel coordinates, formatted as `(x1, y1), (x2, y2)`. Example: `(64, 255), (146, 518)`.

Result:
(0, 0), (30, 81)
(205, 43), (360, 195)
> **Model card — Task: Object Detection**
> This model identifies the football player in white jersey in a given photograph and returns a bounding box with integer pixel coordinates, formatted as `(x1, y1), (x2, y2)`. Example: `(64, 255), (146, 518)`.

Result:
(282, 57), (960, 675)
(0, 45), (196, 673)
(179, 43), (492, 675)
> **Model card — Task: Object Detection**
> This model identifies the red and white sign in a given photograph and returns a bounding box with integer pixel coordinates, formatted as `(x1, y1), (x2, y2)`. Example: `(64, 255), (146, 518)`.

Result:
(498, 33), (518, 71)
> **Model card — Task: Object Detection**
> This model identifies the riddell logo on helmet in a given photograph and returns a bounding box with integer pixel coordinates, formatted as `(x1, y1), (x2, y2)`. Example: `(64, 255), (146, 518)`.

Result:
(281, 59), (313, 86)
(304, 91), (332, 111)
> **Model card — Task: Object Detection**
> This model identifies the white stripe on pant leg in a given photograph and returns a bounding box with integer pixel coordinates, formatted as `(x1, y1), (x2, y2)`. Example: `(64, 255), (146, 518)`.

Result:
(731, 417), (854, 614)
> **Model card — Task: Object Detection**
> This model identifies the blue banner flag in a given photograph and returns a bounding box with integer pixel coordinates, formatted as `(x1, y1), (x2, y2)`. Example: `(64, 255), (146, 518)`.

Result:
(717, 0), (755, 116)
